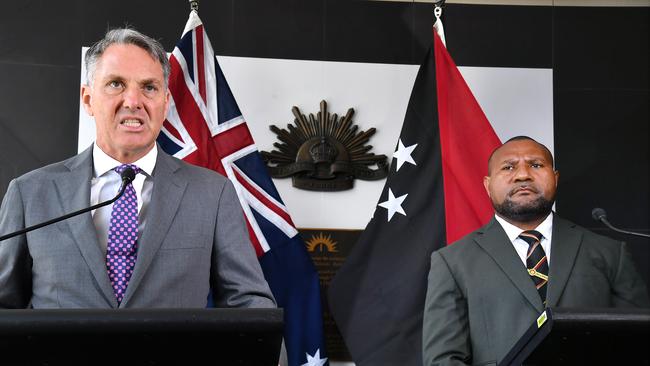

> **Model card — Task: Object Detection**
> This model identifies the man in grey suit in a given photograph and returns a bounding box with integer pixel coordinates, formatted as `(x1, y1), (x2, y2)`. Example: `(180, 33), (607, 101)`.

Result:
(0, 28), (275, 309)
(422, 136), (648, 366)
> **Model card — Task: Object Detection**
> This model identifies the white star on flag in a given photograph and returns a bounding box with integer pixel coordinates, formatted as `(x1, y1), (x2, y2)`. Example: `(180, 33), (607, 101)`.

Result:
(301, 349), (328, 366)
(378, 188), (408, 221)
(392, 138), (417, 171)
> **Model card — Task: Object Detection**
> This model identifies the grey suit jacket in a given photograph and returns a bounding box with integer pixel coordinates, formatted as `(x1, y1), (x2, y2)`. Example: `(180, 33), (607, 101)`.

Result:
(422, 215), (649, 366)
(0, 146), (276, 309)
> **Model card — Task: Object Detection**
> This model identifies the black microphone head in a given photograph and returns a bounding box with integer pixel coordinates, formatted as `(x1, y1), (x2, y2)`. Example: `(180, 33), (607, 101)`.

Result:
(592, 207), (607, 221)
(121, 167), (136, 184)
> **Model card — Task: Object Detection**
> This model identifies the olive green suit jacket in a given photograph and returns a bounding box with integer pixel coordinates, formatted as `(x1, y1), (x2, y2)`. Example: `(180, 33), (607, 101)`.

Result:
(422, 215), (649, 366)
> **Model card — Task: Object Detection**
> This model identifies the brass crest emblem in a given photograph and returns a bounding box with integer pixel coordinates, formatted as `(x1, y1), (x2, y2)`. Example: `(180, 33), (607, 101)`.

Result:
(261, 101), (388, 191)
(305, 232), (339, 253)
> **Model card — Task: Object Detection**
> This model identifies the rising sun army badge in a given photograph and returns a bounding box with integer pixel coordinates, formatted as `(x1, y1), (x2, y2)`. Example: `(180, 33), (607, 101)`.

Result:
(261, 101), (388, 191)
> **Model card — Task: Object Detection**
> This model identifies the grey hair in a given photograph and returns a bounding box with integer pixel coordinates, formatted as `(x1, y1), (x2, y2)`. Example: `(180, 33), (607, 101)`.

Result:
(84, 28), (170, 87)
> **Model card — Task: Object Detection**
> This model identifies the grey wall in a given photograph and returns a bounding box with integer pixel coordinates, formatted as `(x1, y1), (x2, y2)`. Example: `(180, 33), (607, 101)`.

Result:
(0, 0), (648, 282)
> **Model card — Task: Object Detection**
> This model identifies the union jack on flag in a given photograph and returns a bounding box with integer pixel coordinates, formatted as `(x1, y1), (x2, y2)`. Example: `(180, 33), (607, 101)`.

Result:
(157, 10), (328, 366)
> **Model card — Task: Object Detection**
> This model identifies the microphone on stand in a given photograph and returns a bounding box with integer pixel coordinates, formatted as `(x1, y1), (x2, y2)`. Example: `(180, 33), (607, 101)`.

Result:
(591, 207), (650, 239)
(0, 167), (136, 242)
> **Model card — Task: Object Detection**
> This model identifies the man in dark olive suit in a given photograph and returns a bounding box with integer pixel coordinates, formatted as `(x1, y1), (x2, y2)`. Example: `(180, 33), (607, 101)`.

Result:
(422, 136), (649, 366)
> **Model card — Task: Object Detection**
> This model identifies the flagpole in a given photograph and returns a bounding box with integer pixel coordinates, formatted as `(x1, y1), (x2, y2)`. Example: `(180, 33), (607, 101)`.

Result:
(189, 0), (198, 12)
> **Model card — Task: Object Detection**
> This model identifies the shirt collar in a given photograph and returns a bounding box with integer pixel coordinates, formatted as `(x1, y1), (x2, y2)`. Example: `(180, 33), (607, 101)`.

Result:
(494, 211), (554, 242)
(92, 142), (157, 178)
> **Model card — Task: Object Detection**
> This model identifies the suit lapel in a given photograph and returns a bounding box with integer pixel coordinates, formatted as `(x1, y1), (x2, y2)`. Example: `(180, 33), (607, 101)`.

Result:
(121, 150), (187, 305)
(475, 218), (544, 312)
(545, 215), (582, 307)
(55, 147), (116, 306)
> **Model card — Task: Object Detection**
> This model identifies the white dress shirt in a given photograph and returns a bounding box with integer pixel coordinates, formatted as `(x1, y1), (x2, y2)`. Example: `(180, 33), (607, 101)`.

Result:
(90, 143), (157, 254)
(494, 212), (553, 266)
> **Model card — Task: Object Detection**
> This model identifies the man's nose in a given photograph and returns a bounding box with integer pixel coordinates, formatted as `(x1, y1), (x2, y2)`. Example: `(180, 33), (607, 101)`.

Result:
(122, 86), (142, 110)
(513, 165), (532, 181)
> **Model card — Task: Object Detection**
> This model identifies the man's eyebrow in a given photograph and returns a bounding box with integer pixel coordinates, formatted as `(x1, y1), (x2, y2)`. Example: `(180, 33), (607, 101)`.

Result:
(499, 158), (518, 165)
(524, 156), (548, 162)
(140, 78), (162, 85)
(102, 74), (125, 81)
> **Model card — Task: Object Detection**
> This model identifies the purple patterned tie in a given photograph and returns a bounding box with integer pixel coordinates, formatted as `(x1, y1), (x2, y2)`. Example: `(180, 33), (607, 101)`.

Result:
(106, 164), (141, 304)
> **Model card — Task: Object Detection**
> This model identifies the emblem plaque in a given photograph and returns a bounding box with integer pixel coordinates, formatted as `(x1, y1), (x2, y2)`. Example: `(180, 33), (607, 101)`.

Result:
(261, 101), (388, 191)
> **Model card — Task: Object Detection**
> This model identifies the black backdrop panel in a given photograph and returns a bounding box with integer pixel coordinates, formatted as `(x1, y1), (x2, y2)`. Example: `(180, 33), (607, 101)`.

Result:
(0, 1), (647, 285)
(78, 0), (195, 50)
(232, 0), (326, 61)
(443, 4), (553, 68)
(323, 0), (416, 64)
(0, 0), (82, 67)
(555, 89), (649, 229)
(0, 64), (79, 176)
(553, 6), (649, 90)
(553, 6), (649, 282)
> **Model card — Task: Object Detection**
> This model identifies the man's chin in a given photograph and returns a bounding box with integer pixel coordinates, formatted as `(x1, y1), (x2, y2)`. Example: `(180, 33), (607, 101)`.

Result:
(102, 141), (156, 163)
(118, 139), (156, 153)
(494, 197), (554, 223)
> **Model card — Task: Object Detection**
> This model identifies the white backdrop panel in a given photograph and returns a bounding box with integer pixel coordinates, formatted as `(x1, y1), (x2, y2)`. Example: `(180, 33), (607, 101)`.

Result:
(79, 54), (553, 230)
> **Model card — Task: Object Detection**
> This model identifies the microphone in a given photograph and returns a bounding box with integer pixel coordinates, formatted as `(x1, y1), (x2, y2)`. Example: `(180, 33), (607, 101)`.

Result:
(591, 208), (607, 222)
(591, 207), (650, 239)
(120, 166), (136, 186)
(0, 167), (137, 242)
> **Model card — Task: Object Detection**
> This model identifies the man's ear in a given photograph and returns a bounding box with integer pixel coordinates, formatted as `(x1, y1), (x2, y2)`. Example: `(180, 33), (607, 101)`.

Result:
(483, 176), (491, 197)
(80, 84), (94, 116)
(163, 88), (170, 117)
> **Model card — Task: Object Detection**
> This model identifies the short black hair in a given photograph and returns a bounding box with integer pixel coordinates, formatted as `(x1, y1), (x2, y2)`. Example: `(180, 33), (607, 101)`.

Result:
(487, 136), (554, 174)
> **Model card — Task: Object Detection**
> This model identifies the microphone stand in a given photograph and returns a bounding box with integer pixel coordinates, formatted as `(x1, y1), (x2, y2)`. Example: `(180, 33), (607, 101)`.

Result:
(0, 175), (133, 243)
(592, 208), (650, 239)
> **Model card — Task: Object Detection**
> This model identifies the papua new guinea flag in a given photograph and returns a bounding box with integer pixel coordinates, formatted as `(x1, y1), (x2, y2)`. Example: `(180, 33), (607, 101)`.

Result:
(327, 29), (501, 366)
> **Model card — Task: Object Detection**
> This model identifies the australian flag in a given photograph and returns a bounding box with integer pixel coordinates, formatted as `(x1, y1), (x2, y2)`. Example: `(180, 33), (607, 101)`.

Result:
(158, 10), (328, 366)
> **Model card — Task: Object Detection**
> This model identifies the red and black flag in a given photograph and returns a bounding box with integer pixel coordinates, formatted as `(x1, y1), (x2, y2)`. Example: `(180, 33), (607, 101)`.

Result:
(327, 30), (501, 366)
